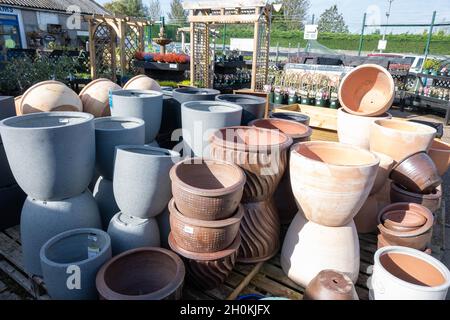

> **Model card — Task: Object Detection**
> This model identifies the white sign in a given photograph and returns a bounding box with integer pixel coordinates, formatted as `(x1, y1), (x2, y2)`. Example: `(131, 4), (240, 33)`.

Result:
(378, 39), (387, 50)
(304, 24), (318, 40)
(230, 38), (254, 52)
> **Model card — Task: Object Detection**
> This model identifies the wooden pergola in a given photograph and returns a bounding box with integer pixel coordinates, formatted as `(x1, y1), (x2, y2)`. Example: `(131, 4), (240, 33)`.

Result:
(183, 0), (273, 91)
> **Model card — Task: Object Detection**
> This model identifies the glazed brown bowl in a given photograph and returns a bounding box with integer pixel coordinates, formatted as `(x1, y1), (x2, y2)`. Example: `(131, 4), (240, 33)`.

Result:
(169, 198), (243, 253)
(303, 269), (359, 300)
(428, 139), (450, 176)
(95, 247), (185, 300)
(390, 151), (442, 194)
(248, 118), (312, 144)
(390, 182), (442, 214)
(170, 158), (245, 220)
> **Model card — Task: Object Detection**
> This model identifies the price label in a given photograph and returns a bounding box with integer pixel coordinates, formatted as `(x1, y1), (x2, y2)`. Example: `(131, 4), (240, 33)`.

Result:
(169, 64), (177, 69)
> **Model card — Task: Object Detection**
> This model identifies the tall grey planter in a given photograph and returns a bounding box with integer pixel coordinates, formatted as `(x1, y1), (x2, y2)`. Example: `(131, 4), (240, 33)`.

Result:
(40, 228), (112, 300)
(93, 176), (120, 230)
(216, 94), (266, 125)
(0, 112), (95, 201)
(21, 190), (102, 276)
(181, 101), (242, 157)
(94, 116), (145, 180)
(113, 145), (180, 218)
(0, 96), (15, 120)
(110, 90), (163, 144)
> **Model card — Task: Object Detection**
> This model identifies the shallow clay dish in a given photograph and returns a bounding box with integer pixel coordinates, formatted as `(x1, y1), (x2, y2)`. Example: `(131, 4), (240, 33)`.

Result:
(428, 139), (450, 176)
(248, 118), (312, 143)
(303, 269), (359, 300)
(390, 182), (442, 214)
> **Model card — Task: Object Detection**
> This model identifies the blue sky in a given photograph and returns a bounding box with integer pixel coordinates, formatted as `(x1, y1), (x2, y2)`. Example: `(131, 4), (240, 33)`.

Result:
(96, 0), (450, 33)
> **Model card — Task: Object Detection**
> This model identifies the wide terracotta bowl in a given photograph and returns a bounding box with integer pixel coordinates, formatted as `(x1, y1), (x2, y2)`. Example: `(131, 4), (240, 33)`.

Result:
(370, 152), (394, 195)
(370, 119), (436, 163)
(338, 64), (395, 117)
(169, 198), (243, 253)
(79, 78), (122, 117)
(123, 75), (161, 91)
(290, 141), (380, 227)
(428, 139), (450, 176)
(303, 269), (359, 300)
(248, 118), (312, 144)
(96, 247), (185, 300)
(170, 158), (245, 220)
(390, 182), (442, 214)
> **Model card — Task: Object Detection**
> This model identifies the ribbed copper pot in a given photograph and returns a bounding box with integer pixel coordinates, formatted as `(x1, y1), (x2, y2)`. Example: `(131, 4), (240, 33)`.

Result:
(303, 269), (359, 300)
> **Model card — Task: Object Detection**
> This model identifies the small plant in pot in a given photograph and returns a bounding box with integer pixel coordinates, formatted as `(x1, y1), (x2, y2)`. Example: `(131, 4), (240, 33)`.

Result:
(329, 82), (339, 109)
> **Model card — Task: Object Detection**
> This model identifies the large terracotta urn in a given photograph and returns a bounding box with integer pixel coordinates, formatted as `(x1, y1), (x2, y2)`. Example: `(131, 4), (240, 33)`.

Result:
(428, 139), (450, 176)
(123, 75), (162, 92)
(79, 78), (122, 117)
(210, 126), (292, 263)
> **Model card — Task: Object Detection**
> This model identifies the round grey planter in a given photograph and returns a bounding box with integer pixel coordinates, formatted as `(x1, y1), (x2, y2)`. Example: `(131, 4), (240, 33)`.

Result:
(173, 88), (220, 105)
(0, 112), (95, 201)
(0, 143), (15, 187)
(113, 145), (180, 218)
(110, 90), (163, 144)
(0, 183), (26, 231)
(156, 207), (170, 249)
(181, 101), (242, 157)
(21, 190), (102, 276)
(216, 94), (267, 125)
(94, 117), (145, 180)
(40, 228), (112, 300)
(93, 176), (120, 230)
(107, 212), (160, 255)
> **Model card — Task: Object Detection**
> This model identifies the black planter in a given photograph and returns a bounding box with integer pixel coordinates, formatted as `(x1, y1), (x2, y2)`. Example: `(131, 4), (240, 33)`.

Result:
(215, 94), (267, 125)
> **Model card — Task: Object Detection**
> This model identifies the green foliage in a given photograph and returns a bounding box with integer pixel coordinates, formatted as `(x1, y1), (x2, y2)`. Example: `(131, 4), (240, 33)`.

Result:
(104, 0), (148, 17)
(317, 5), (349, 33)
(148, 0), (161, 21)
(423, 58), (441, 71)
(168, 0), (187, 25)
(280, 0), (310, 30)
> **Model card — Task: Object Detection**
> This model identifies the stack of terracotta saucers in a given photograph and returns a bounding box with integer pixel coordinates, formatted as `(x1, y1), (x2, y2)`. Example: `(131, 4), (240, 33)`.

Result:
(168, 158), (246, 290)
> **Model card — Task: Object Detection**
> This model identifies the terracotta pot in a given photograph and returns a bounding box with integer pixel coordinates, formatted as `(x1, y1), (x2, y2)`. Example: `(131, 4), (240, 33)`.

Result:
(428, 139), (450, 176)
(79, 78), (122, 117)
(14, 96), (22, 116)
(337, 108), (392, 150)
(371, 246), (450, 300)
(390, 152), (441, 194)
(370, 119), (436, 163)
(248, 118), (312, 144)
(169, 199), (243, 253)
(216, 94), (267, 125)
(168, 232), (240, 290)
(170, 158), (245, 220)
(281, 213), (360, 287)
(338, 64), (394, 117)
(20, 80), (82, 115)
(354, 194), (379, 234)
(370, 152), (394, 196)
(271, 112), (310, 126)
(303, 269), (359, 300)
(377, 202), (434, 251)
(96, 247), (185, 300)
(390, 182), (442, 214)
(290, 141), (379, 227)
(123, 75), (162, 92)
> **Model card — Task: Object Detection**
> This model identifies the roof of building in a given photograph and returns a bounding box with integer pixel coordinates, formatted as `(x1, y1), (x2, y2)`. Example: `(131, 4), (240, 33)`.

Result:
(0, 0), (109, 15)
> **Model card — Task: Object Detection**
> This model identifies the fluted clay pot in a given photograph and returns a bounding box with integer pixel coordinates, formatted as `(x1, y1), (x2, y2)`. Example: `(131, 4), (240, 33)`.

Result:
(93, 176), (120, 229)
(170, 158), (245, 220)
(96, 247), (185, 300)
(390, 182), (442, 214)
(338, 64), (394, 117)
(271, 112), (310, 126)
(370, 119), (436, 163)
(0, 112), (95, 201)
(40, 228), (112, 300)
(21, 190), (102, 276)
(428, 139), (450, 176)
(169, 199), (243, 253)
(303, 269), (359, 300)
(248, 118), (312, 144)
(216, 94), (267, 125)
(370, 152), (394, 196)
(168, 232), (240, 290)
(20, 81), (82, 115)
(173, 88), (220, 105)
(281, 213), (360, 287)
(113, 145), (180, 219)
(371, 246), (450, 300)
(290, 141), (379, 227)
(123, 75), (162, 92)
(337, 108), (392, 150)
(354, 194), (379, 234)
(79, 78), (122, 117)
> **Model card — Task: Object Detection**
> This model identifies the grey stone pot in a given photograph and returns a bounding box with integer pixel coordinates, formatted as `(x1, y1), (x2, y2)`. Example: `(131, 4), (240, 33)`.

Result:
(181, 101), (242, 157)
(110, 90), (163, 144)
(21, 190), (102, 276)
(0, 96), (16, 123)
(0, 143), (15, 187)
(216, 94), (267, 125)
(40, 228), (112, 300)
(156, 207), (170, 249)
(0, 183), (26, 231)
(0, 112), (95, 201)
(172, 88), (220, 105)
(93, 176), (120, 230)
(107, 212), (160, 255)
(113, 145), (180, 218)
(94, 117), (145, 180)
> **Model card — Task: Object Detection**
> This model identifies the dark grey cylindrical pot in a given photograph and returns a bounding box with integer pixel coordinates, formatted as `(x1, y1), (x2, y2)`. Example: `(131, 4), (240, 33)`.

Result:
(216, 94), (267, 125)
(0, 143), (15, 187)
(40, 228), (112, 300)
(181, 101), (242, 157)
(107, 212), (160, 255)
(110, 90), (163, 144)
(113, 145), (180, 218)
(156, 207), (170, 249)
(172, 88), (220, 105)
(21, 190), (102, 276)
(0, 96), (15, 121)
(0, 112), (95, 201)
(94, 116), (145, 180)
(161, 95), (182, 134)
(93, 176), (120, 230)
(0, 184), (26, 231)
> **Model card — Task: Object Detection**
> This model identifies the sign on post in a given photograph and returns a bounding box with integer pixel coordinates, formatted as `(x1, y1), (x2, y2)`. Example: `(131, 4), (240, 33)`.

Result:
(304, 24), (318, 40)
(377, 39), (387, 50)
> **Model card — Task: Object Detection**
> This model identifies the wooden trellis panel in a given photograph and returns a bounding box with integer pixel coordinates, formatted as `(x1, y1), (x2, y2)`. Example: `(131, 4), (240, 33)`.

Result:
(253, 8), (271, 91)
(124, 24), (144, 75)
(191, 22), (211, 88)
(90, 22), (116, 81)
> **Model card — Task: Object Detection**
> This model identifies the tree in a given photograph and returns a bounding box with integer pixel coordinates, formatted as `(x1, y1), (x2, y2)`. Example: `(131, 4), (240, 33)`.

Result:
(317, 5), (349, 33)
(168, 0), (187, 25)
(104, 0), (148, 18)
(148, 0), (161, 21)
(281, 0), (310, 30)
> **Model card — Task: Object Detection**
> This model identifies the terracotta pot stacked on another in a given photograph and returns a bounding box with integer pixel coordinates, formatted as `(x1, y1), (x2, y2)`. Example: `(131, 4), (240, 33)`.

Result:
(168, 158), (245, 290)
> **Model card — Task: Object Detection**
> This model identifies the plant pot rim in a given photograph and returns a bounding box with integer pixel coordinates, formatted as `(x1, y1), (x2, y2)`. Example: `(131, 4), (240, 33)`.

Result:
(95, 247), (185, 300)
(390, 151), (428, 173)
(271, 112), (310, 121)
(391, 182), (442, 200)
(173, 87), (220, 95)
(430, 139), (450, 152)
(0, 111), (93, 131)
(40, 228), (110, 268)
(337, 107), (392, 119)
(79, 78), (119, 97)
(168, 232), (241, 261)
(216, 94), (267, 105)
(373, 119), (437, 136)
(248, 118), (312, 140)
(111, 89), (163, 98)
(113, 212), (150, 227)
(181, 101), (243, 114)
(94, 116), (145, 132)
(169, 198), (243, 228)
(374, 246), (450, 292)
(169, 157), (245, 197)
(115, 145), (180, 160)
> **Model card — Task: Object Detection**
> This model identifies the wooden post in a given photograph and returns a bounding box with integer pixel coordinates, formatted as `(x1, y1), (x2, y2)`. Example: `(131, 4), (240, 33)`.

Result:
(88, 20), (96, 79)
(251, 7), (261, 91)
(119, 20), (127, 81)
(190, 10), (195, 86)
